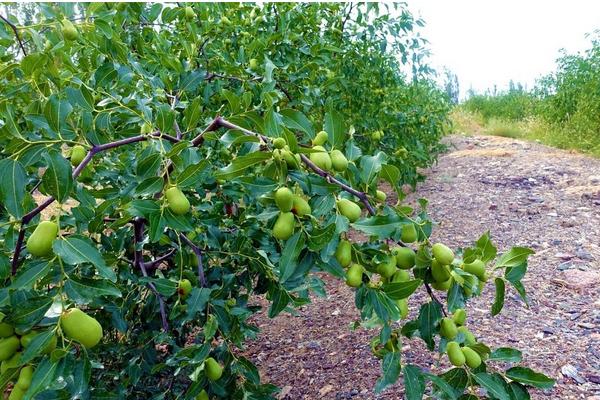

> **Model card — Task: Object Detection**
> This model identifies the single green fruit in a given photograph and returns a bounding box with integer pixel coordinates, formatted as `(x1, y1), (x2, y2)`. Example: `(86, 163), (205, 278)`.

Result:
(446, 341), (466, 367)
(61, 308), (103, 349)
(377, 257), (397, 279)
(431, 260), (451, 282)
(396, 298), (408, 319)
(8, 386), (24, 400)
(371, 130), (383, 140)
(70, 145), (86, 167)
(291, 196), (311, 217)
(178, 279), (192, 299)
(20, 331), (57, 354)
(330, 149), (348, 172)
(0, 323), (14, 338)
(391, 269), (410, 282)
(282, 150), (299, 168)
(61, 19), (78, 41)
(309, 146), (332, 170)
(457, 326), (476, 345)
(0, 336), (20, 361)
(16, 365), (33, 390)
(273, 212), (294, 240)
(440, 317), (458, 340)
(26, 221), (58, 257)
(384, 334), (399, 352)
(274, 188), (294, 212)
(336, 199), (361, 222)
(461, 346), (482, 368)
(453, 309), (467, 326)
(392, 247), (416, 269)
(185, 6), (195, 20)
(220, 16), (231, 25)
(1, 352), (20, 374)
(204, 357), (223, 381)
(165, 187), (190, 215)
(400, 224), (418, 243)
(375, 190), (387, 202)
(196, 390), (209, 400)
(431, 278), (451, 291)
(272, 148), (283, 161)
(273, 137), (286, 149)
(249, 58), (258, 70)
(346, 264), (363, 287)
(312, 131), (328, 146)
(462, 259), (487, 281)
(432, 243), (454, 265)
(335, 240), (352, 267)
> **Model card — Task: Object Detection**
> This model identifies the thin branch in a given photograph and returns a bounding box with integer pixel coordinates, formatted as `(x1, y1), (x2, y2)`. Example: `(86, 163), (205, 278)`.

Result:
(424, 281), (448, 317)
(179, 233), (207, 288)
(146, 248), (177, 270)
(0, 14), (27, 56)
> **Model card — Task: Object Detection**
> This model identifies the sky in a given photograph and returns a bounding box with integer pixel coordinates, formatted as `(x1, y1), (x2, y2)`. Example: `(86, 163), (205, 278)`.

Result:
(407, 0), (600, 98)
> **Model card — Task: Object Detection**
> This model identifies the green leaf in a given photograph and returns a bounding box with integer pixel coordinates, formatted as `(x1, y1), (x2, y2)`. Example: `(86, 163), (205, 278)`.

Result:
(491, 277), (505, 316)
(11, 261), (52, 290)
(418, 301), (443, 350)
(215, 152), (271, 180)
(279, 232), (305, 283)
(66, 86), (94, 112)
(489, 347), (522, 363)
(186, 288), (211, 319)
(268, 286), (291, 318)
(374, 351), (401, 393)
(426, 373), (459, 400)
(135, 177), (164, 197)
(42, 149), (73, 204)
(476, 231), (497, 262)
(53, 237), (116, 282)
(0, 103), (22, 138)
(381, 279), (422, 300)
(509, 382), (531, 400)
(22, 357), (58, 400)
(0, 158), (26, 218)
(10, 296), (52, 332)
(359, 151), (386, 184)
(44, 95), (73, 135)
(351, 214), (402, 239)
(176, 160), (209, 188)
(495, 247), (534, 269)
(473, 373), (510, 400)
(403, 364), (426, 400)
(156, 104), (175, 134)
(505, 367), (555, 389)
(64, 276), (122, 303)
(324, 110), (345, 148)
(20, 329), (56, 364)
(280, 109), (315, 137)
(380, 164), (400, 193)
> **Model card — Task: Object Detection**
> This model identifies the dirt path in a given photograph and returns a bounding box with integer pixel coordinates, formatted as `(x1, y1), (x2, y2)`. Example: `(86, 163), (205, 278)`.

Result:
(245, 134), (600, 399)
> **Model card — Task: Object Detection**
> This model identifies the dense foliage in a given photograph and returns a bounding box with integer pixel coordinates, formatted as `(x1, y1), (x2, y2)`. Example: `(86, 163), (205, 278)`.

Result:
(0, 3), (552, 399)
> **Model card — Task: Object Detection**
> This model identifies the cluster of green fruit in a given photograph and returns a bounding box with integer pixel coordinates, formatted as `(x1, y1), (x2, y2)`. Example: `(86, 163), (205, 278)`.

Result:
(428, 243), (489, 295)
(370, 130), (384, 141)
(439, 309), (482, 368)
(272, 137), (302, 168)
(307, 131), (349, 173)
(272, 187), (311, 240)
(191, 357), (223, 399)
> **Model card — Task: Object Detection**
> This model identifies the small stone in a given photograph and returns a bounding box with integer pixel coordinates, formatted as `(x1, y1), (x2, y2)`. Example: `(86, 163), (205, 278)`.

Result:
(561, 364), (586, 384)
(576, 248), (594, 260)
(587, 375), (600, 384)
(547, 212), (559, 217)
(555, 252), (575, 260)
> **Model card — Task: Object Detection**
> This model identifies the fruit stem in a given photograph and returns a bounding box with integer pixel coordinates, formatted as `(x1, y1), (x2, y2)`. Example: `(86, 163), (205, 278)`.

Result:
(424, 281), (448, 317)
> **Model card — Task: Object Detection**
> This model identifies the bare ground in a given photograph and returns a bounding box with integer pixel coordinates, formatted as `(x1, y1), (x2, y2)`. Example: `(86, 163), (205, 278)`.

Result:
(243, 134), (600, 400)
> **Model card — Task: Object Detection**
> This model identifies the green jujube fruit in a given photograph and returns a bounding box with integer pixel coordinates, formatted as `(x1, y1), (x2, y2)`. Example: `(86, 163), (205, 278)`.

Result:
(377, 257), (397, 279)
(392, 247), (415, 269)
(204, 357), (223, 381)
(309, 146), (332, 170)
(461, 346), (482, 368)
(336, 199), (361, 222)
(453, 309), (467, 326)
(26, 221), (58, 257)
(70, 145), (86, 166)
(346, 264), (363, 287)
(274, 188), (294, 212)
(20, 331), (57, 354)
(1, 352), (20, 374)
(282, 150), (299, 168)
(61, 19), (78, 41)
(330, 149), (348, 172)
(335, 240), (352, 267)
(401, 224), (418, 243)
(375, 190), (387, 202)
(165, 187), (190, 215)
(446, 341), (466, 367)
(462, 259), (487, 281)
(440, 317), (458, 339)
(61, 308), (103, 349)
(312, 130), (328, 146)
(273, 212), (294, 240)
(272, 137), (286, 149)
(8, 386), (24, 400)
(432, 243), (455, 265)
(291, 196), (311, 216)
(457, 326), (476, 345)
(391, 270), (410, 282)
(0, 336), (20, 361)
(396, 298), (408, 319)
(0, 323), (14, 338)
(431, 278), (451, 291)
(178, 279), (192, 298)
(431, 260), (451, 282)
(16, 365), (33, 390)
(196, 390), (209, 400)
(185, 6), (195, 19)
(249, 58), (258, 70)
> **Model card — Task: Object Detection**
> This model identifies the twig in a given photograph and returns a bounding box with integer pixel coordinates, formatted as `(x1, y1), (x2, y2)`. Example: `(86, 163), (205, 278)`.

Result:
(179, 233), (207, 288)
(0, 14), (27, 56)
(146, 248), (176, 270)
(424, 281), (447, 317)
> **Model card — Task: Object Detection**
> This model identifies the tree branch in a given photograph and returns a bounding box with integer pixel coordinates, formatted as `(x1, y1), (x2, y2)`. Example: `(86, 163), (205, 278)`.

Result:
(424, 281), (448, 317)
(146, 248), (177, 270)
(179, 233), (207, 288)
(0, 14), (27, 56)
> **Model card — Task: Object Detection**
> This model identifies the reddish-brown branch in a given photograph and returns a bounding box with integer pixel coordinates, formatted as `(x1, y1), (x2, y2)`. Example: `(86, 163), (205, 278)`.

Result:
(179, 233), (207, 288)
(424, 281), (448, 317)
(0, 14), (27, 56)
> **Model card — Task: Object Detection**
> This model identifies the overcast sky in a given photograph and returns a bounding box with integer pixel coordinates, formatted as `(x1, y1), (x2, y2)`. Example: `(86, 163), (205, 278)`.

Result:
(407, 0), (600, 97)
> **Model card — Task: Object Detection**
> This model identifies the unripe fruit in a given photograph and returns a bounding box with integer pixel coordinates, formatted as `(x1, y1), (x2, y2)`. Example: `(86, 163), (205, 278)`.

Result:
(204, 357), (223, 381)
(461, 346), (482, 368)
(400, 224), (418, 243)
(377, 257), (397, 279)
(273, 137), (286, 149)
(440, 317), (458, 339)
(336, 199), (361, 222)
(396, 298), (408, 319)
(291, 196), (311, 217)
(220, 16), (231, 25)
(1, 352), (20, 373)
(309, 146), (332, 170)
(165, 187), (190, 215)
(249, 58), (258, 70)
(178, 279), (192, 299)
(432, 243), (454, 265)
(272, 148), (283, 161)
(312, 130), (328, 146)
(453, 309), (467, 326)
(8, 386), (24, 400)
(20, 331), (57, 354)
(335, 240), (352, 267)
(375, 190), (386, 202)
(0, 336), (20, 361)
(0, 323), (14, 338)
(392, 247), (416, 269)
(346, 263), (363, 287)
(185, 6), (195, 20)
(431, 278), (451, 291)
(26, 221), (58, 257)
(457, 326), (476, 345)
(282, 150), (299, 168)
(330, 149), (348, 172)
(431, 260), (451, 282)
(273, 212), (294, 240)
(462, 259), (487, 281)
(274, 188), (294, 212)
(70, 145), (86, 167)
(391, 269), (410, 282)
(16, 365), (33, 390)
(196, 390), (209, 400)
(61, 19), (78, 41)
(61, 308), (103, 348)
(446, 341), (466, 367)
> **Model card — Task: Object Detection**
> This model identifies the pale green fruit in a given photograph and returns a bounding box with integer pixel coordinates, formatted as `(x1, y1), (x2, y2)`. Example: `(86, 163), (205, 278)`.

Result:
(336, 199), (361, 222)
(431, 278), (451, 291)
(457, 326), (476, 345)
(440, 317), (458, 339)
(61, 308), (103, 348)
(400, 224), (418, 243)
(431, 260), (451, 282)
(26, 221), (58, 257)
(377, 257), (397, 279)
(8, 386), (24, 400)
(16, 365), (33, 390)
(196, 390), (209, 400)
(70, 145), (86, 166)
(391, 270), (410, 282)
(346, 264), (363, 287)
(282, 150), (299, 168)
(452, 309), (467, 326)
(375, 190), (387, 202)
(330, 149), (348, 172)
(273, 212), (294, 240)
(178, 279), (192, 298)
(462, 259), (487, 281)
(392, 247), (415, 269)
(61, 19), (78, 41)
(274, 187), (294, 212)
(312, 131), (328, 146)
(185, 6), (195, 20)
(165, 187), (190, 215)
(335, 240), (352, 267)
(272, 137), (286, 149)
(291, 196), (311, 217)
(432, 243), (454, 265)
(0, 336), (20, 361)
(204, 357), (223, 381)
(461, 346), (482, 368)
(1, 352), (20, 374)
(0, 323), (14, 338)
(446, 341), (466, 367)
(309, 145), (332, 170)
(396, 298), (408, 319)
(249, 58), (258, 70)
(220, 16), (231, 25)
